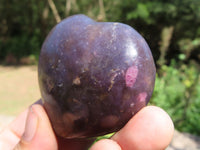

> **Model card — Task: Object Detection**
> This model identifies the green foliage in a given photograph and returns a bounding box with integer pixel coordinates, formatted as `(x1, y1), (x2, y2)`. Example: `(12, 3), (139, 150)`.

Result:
(127, 3), (150, 21)
(120, 0), (200, 63)
(0, 0), (48, 61)
(151, 61), (200, 135)
(1, 0), (200, 63)
(95, 133), (114, 142)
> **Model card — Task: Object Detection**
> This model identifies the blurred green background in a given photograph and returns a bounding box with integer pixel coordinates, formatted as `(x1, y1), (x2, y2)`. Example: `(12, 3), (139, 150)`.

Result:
(0, 0), (200, 136)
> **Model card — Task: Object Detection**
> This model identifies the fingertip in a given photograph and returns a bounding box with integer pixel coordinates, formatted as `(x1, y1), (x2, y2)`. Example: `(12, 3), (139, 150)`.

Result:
(112, 106), (174, 150)
(90, 139), (121, 150)
(9, 109), (29, 138)
(22, 104), (95, 150)
(19, 104), (58, 150)
(21, 106), (38, 142)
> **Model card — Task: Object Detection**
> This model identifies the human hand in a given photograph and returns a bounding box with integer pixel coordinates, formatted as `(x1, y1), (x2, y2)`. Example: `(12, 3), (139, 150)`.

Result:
(0, 100), (174, 150)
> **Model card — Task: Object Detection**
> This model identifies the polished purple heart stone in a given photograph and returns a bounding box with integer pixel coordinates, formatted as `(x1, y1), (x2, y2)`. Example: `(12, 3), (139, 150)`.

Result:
(38, 14), (156, 139)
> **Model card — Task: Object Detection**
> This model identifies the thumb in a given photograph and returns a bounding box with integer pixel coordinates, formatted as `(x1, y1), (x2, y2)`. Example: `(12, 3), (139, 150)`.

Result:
(16, 104), (57, 150)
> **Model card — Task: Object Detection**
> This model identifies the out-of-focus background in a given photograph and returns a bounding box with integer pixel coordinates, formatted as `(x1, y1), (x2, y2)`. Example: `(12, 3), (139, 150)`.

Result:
(0, 0), (200, 149)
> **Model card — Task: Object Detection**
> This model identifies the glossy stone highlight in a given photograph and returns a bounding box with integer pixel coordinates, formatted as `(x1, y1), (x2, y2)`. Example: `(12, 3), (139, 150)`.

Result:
(38, 14), (156, 139)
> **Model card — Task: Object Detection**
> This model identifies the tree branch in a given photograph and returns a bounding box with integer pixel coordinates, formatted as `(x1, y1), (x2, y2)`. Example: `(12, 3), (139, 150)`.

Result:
(66, 0), (71, 16)
(47, 0), (61, 23)
(98, 0), (106, 21)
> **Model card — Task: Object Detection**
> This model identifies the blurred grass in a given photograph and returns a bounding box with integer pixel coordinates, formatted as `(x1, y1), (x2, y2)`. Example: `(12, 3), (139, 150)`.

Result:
(0, 65), (40, 116)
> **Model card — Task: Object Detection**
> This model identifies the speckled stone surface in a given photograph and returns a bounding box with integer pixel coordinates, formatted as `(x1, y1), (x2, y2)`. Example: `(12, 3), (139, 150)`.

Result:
(38, 14), (156, 139)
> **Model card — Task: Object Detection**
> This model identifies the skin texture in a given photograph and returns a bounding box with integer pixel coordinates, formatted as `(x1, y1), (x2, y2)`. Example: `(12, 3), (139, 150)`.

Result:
(38, 14), (156, 138)
(0, 100), (174, 150)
